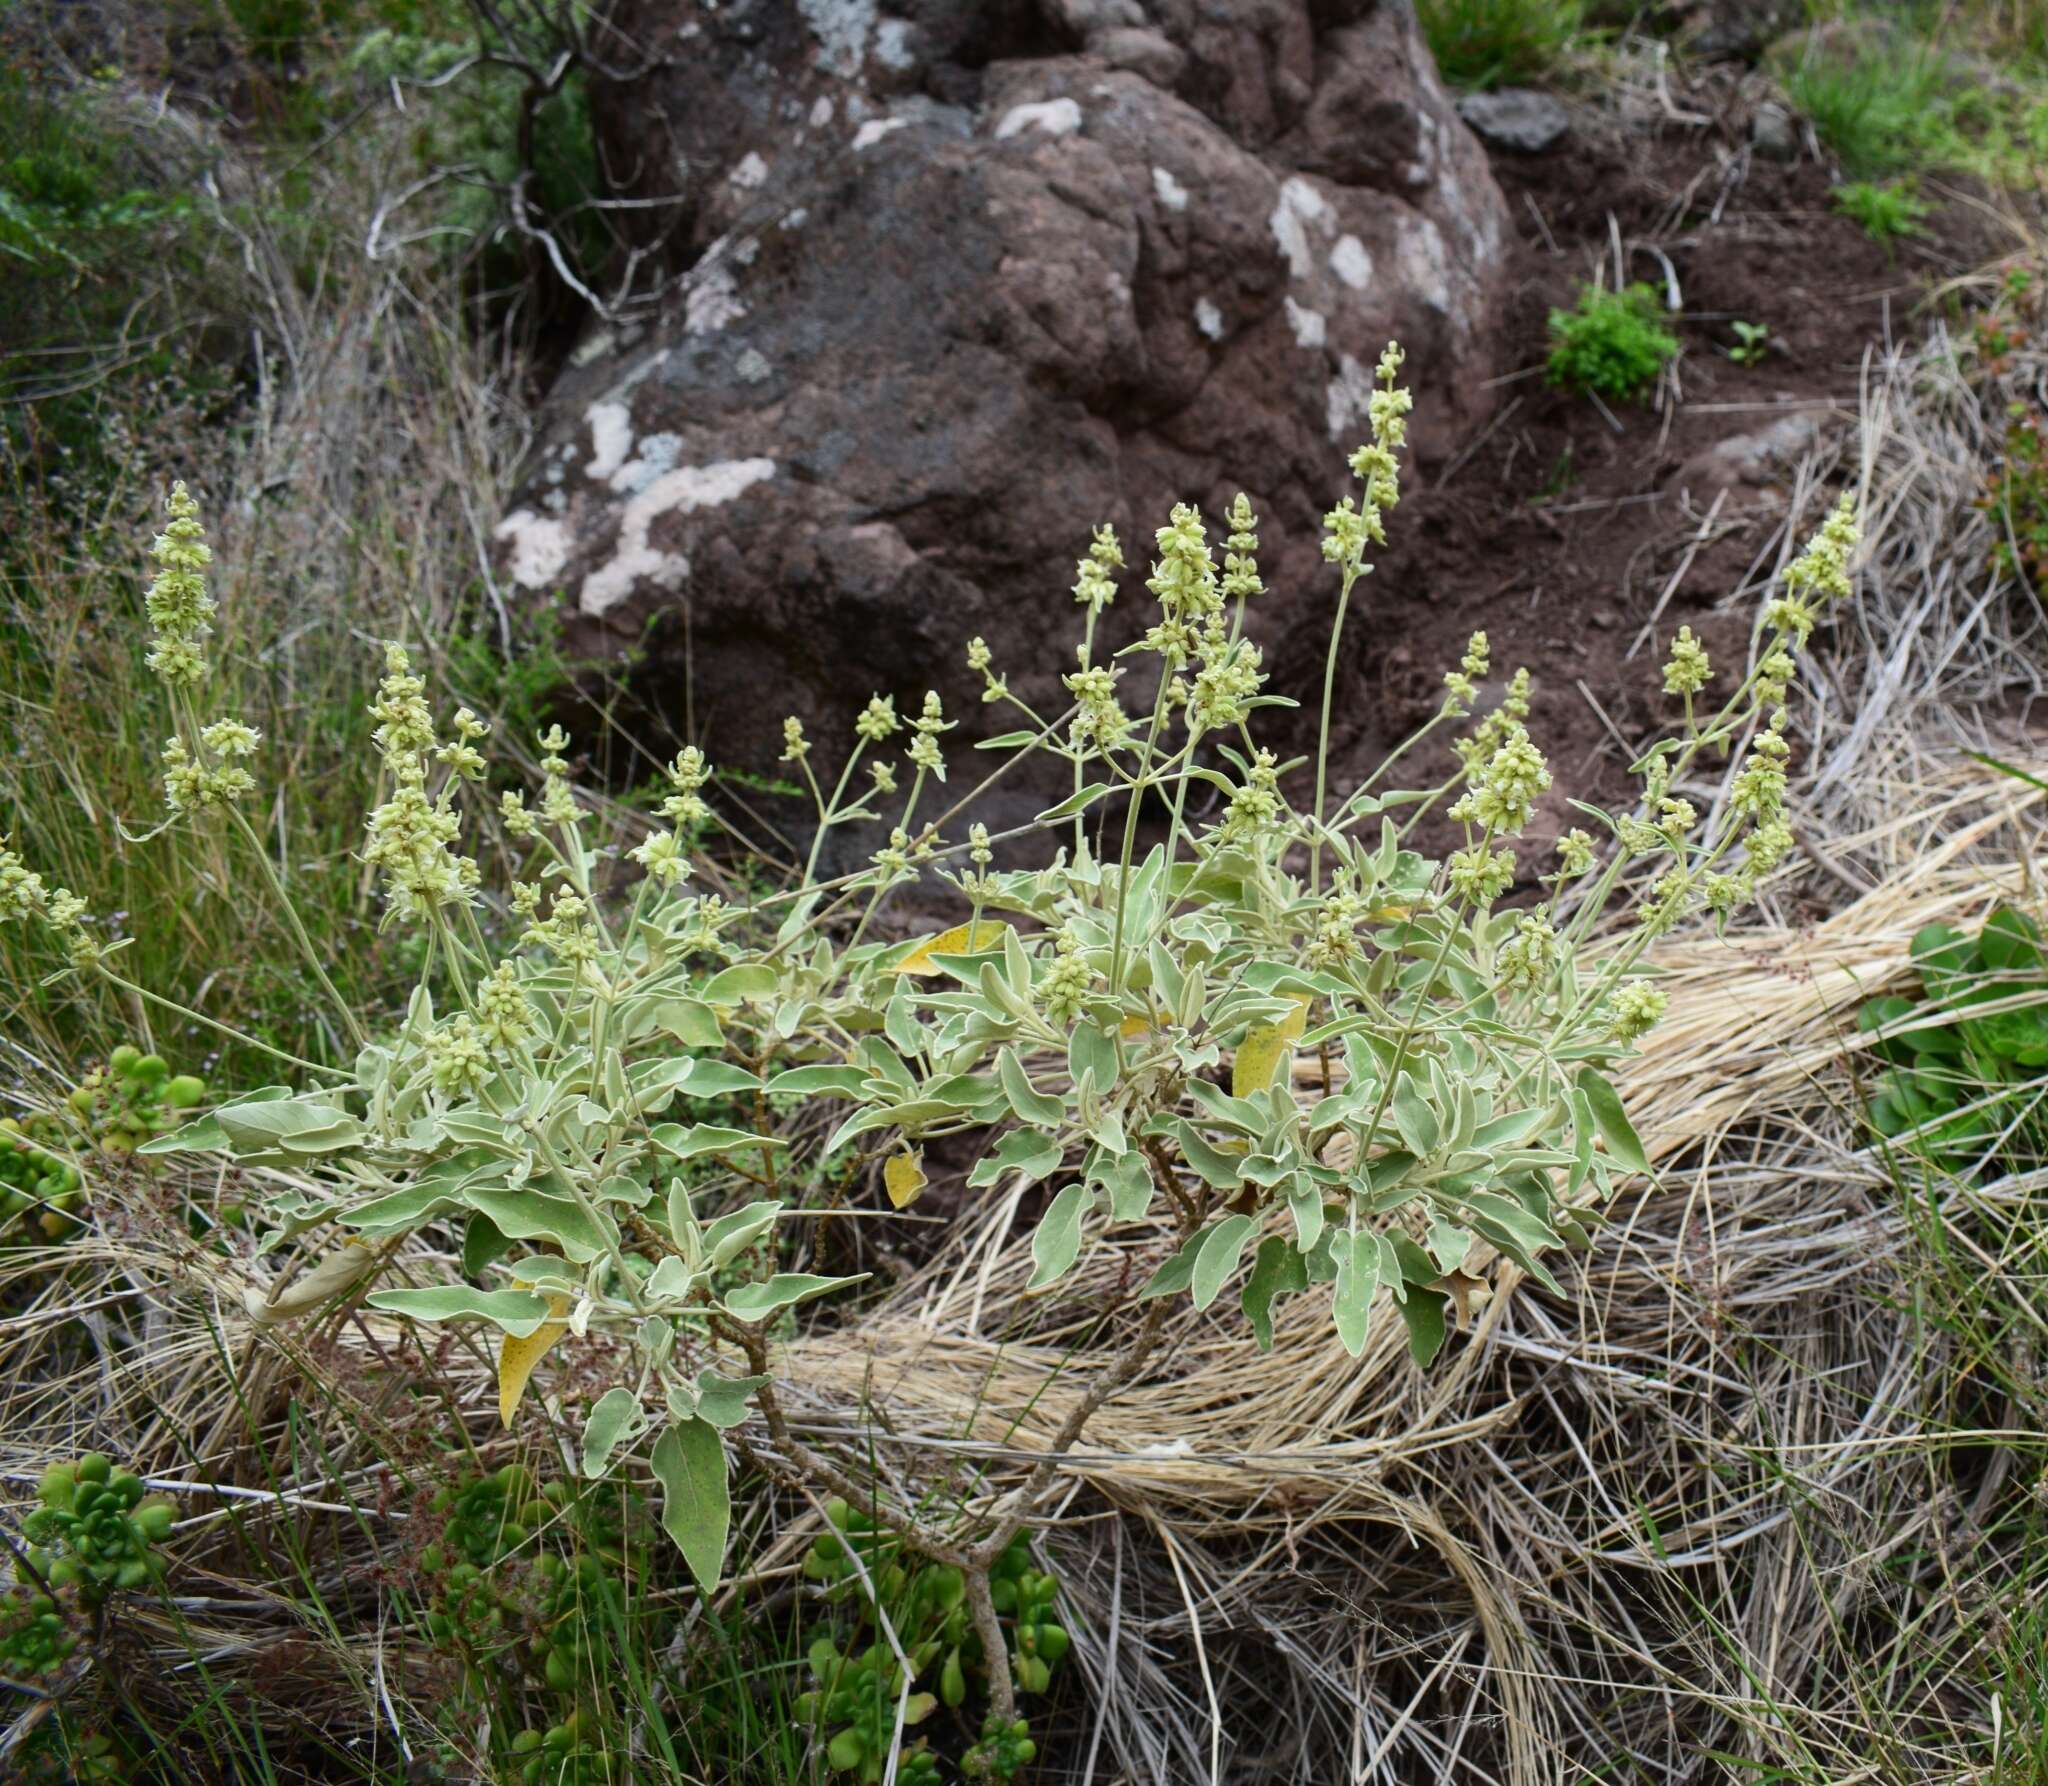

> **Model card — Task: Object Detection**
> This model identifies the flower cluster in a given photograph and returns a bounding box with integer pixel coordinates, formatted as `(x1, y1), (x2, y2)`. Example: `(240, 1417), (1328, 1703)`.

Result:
(1443, 632), (1489, 715)
(965, 637), (1008, 705)
(0, 835), (96, 966)
(1072, 525), (1123, 616)
(660, 747), (713, 828)
(908, 692), (951, 781)
(361, 644), (479, 925)
(855, 698), (900, 745)
(1142, 504), (1225, 667)
(1064, 663), (1128, 755)
(161, 718), (261, 814)
(1662, 626), (1711, 697)
(1495, 912), (1557, 992)
(144, 482), (215, 687)
(1322, 343), (1409, 573)
(1218, 749), (1285, 845)
(1037, 929), (1097, 1025)
(1455, 725), (1551, 836)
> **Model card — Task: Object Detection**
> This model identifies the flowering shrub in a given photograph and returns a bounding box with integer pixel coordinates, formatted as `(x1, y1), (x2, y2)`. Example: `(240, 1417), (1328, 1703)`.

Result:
(0, 343), (1860, 1733)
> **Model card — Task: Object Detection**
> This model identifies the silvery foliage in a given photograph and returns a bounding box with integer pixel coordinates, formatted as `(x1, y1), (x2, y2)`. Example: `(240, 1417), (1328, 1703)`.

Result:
(138, 361), (1856, 1589)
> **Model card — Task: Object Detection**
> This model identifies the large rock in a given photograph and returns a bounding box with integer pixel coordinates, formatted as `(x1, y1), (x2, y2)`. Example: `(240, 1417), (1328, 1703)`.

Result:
(496, 0), (1513, 792)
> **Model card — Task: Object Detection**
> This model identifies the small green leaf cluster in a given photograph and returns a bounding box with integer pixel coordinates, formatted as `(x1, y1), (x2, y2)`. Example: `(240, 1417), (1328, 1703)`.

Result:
(963, 1716), (1040, 1781)
(1858, 907), (2048, 1172)
(1726, 320), (1770, 367)
(1831, 179), (1930, 247)
(63, 1044), (208, 1155)
(1545, 283), (1679, 401)
(414, 1464), (650, 1784)
(506, 1714), (608, 1786)
(19, 1454), (176, 1605)
(1978, 401), (2048, 598)
(798, 1510), (1062, 1780)
(0, 1044), (205, 1245)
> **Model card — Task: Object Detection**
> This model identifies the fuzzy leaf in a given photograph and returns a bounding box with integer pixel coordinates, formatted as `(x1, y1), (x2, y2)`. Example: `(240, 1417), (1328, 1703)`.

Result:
(581, 1387), (644, 1478)
(766, 1065), (871, 1097)
(1396, 1287), (1449, 1367)
(1241, 1234), (1309, 1351)
(966, 1128), (1065, 1189)
(1138, 1228), (1207, 1300)
(649, 998), (723, 1048)
(1574, 1068), (1649, 1175)
(365, 1286), (557, 1336)
(1191, 1213), (1257, 1310)
(1331, 1230), (1381, 1357)
(722, 1272), (864, 1321)
(651, 1123), (786, 1162)
(887, 921), (1010, 977)
(1028, 1182), (1090, 1289)
(884, 1150), (928, 1209)
(694, 1369), (770, 1429)
(997, 1047), (1067, 1128)
(703, 1199), (784, 1268)
(652, 1418), (730, 1592)
(1231, 992), (1311, 1099)
(700, 964), (780, 1006)
(497, 1294), (571, 1426)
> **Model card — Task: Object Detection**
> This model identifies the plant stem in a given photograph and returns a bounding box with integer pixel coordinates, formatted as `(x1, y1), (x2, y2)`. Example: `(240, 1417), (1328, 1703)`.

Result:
(1310, 567), (1363, 894)
(229, 808), (370, 1051)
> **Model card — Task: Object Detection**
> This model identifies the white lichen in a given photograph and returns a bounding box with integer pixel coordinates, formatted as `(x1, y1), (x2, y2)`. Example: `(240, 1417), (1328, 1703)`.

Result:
(1330, 234), (1374, 291)
(585, 402), (634, 481)
(995, 98), (1082, 140)
(1283, 296), (1326, 349)
(1269, 176), (1332, 280)
(495, 510), (574, 591)
(853, 116), (907, 150)
(1151, 165), (1188, 211)
(580, 459), (777, 616)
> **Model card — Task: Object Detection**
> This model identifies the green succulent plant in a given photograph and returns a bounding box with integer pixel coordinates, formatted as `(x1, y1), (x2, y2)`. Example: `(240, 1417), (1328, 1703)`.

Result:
(1859, 905), (2048, 1172)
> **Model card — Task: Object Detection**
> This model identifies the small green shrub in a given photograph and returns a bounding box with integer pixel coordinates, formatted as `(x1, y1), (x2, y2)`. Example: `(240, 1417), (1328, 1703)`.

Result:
(1418, 0), (1583, 89)
(0, 1044), (206, 1245)
(1725, 320), (1770, 367)
(1858, 906), (2048, 1172)
(1977, 401), (2048, 597)
(1545, 283), (1679, 401)
(797, 1506), (1066, 1781)
(0, 1451), (179, 1780)
(1831, 178), (1931, 245)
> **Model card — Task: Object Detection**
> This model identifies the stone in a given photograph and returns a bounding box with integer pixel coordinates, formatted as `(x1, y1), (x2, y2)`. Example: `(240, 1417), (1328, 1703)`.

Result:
(1670, 412), (1824, 501)
(501, 0), (1514, 792)
(1749, 98), (1797, 161)
(1453, 88), (1570, 155)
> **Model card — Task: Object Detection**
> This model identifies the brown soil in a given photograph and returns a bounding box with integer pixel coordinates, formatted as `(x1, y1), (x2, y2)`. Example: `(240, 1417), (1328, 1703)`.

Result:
(1334, 122), (2012, 867)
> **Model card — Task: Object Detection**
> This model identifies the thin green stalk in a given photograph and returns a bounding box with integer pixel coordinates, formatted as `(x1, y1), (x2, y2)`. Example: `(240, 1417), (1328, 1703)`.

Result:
(1108, 672), (1175, 996)
(1310, 567), (1364, 894)
(225, 786), (369, 1050)
(95, 968), (348, 1080)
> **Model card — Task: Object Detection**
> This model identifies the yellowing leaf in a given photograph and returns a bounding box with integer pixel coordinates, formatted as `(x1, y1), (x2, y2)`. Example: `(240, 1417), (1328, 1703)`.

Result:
(884, 1150), (928, 1209)
(1368, 902), (1414, 922)
(1231, 993), (1313, 1099)
(498, 1293), (571, 1427)
(1119, 1014), (1155, 1039)
(887, 921), (1010, 976)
